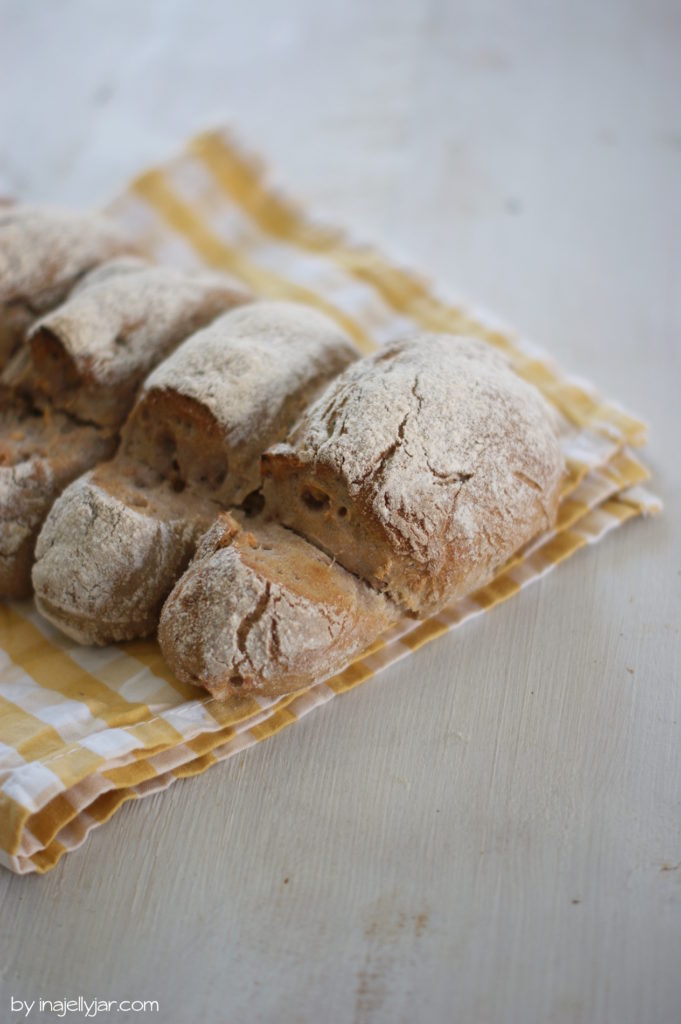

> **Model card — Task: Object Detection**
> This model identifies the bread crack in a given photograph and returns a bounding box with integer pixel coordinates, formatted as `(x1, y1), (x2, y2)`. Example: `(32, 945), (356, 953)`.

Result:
(236, 581), (271, 668)
(355, 409), (410, 487)
(269, 600), (281, 661)
(426, 459), (473, 486)
(513, 469), (543, 493)
(410, 374), (425, 415)
(321, 387), (352, 439)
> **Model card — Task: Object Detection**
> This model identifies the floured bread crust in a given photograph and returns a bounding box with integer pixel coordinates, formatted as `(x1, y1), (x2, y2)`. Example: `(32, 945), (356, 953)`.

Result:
(0, 257), (251, 599)
(158, 512), (400, 698)
(262, 334), (565, 616)
(0, 205), (130, 368)
(0, 394), (117, 599)
(32, 301), (358, 642)
(33, 461), (214, 643)
(7, 258), (252, 427)
(123, 300), (359, 504)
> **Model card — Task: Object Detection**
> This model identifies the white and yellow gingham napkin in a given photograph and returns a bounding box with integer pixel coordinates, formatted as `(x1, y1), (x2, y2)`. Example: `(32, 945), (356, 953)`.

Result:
(0, 129), (660, 874)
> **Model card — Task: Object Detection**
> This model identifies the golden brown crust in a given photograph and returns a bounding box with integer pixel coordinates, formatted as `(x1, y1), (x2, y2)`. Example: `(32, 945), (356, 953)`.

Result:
(158, 512), (400, 698)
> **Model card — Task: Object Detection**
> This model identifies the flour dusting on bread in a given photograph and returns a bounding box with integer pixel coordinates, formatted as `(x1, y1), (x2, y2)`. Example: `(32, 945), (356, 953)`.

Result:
(262, 334), (564, 614)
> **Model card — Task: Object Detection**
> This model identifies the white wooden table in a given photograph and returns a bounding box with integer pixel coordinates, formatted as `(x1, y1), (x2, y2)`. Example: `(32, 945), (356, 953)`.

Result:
(1, 1), (679, 1021)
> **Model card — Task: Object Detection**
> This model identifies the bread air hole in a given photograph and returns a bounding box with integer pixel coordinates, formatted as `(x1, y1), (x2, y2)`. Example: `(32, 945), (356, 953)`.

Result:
(242, 490), (264, 517)
(170, 456), (186, 493)
(301, 485), (330, 512)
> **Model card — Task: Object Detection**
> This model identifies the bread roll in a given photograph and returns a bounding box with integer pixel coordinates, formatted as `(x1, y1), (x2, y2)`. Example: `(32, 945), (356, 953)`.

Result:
(262, 334), (564, 616)
(158, 512), (400, 698)
(32, 302), (358, 642)
(32, 461), (206, 642)
(120, 300), (359, 505)
(0, 205), (130, 368)
(0, 259), (250, 599)
(0, 394), (116, 599)
(6, 257), (252, 427)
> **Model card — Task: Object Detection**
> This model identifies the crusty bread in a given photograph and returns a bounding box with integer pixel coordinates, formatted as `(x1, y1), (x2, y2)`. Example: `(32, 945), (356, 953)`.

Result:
(157, 332), (565, 702)
(32, 459), (212, 642)
(262, 334), (565, 616)
(32, 301), (358, 642)
(0, 205), (130, 368)
(3, 258), (252, 427)
(0, 393), (117, 599)
(121, 300), (359, 505)
(158, 511), (401, 698)
(0, 259), (250, 600)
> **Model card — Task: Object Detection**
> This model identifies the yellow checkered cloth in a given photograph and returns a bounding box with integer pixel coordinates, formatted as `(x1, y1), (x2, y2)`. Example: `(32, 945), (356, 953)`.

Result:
(0, 129), (660, 874)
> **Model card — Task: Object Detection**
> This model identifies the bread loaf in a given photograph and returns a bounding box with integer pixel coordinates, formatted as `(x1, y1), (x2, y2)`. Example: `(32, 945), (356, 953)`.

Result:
(32, 302), (358, 642)
(0, 259), (250, 599)
(158, 332), (565, 701)
(262, 334), (564, 616)
(0, 205), (130, 368)
(158, 512), (401, 698)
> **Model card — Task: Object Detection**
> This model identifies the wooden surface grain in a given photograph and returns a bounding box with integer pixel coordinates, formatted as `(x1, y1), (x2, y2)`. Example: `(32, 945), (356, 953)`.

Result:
(1, 1), (680, 1022)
